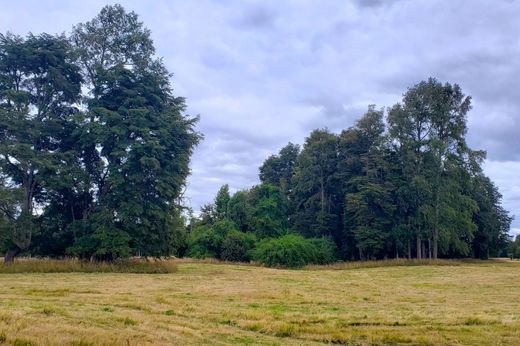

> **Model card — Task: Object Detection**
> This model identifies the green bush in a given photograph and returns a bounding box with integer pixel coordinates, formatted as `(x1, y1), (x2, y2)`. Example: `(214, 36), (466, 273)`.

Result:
(253, 234), (313, 268)
(220, 230), (256, 262)
(252, 234), (337, 268)
(186, 226), (223, 259)
(308, 236), (337, 264)
(186, 220), (238, 259)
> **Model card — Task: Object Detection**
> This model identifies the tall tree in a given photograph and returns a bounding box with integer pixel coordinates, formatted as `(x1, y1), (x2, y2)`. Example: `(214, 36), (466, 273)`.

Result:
(0, 33), (82, 262)
(248, 184), (286, 238)
(340, 106), (395, 259)
(259, 142), (299, 195)
(63, 5), (200, 259)
(388, 78), (476, 258)
(291, 130), (341, 238)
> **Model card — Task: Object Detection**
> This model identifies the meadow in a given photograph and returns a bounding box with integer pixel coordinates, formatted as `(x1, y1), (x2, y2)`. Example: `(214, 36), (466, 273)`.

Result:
(0, 259), (519, 345)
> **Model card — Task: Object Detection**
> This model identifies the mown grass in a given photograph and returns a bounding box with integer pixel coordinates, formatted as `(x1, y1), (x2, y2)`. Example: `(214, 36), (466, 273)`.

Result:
(305, 258), (474, 270)
(0, 258), (177, 274)
(0, 259), (519, 345)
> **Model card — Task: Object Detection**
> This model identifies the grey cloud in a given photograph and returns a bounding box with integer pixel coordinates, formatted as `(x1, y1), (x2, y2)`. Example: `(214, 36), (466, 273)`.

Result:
(234, 5), (277, 30)
(354, 0), (392, 8)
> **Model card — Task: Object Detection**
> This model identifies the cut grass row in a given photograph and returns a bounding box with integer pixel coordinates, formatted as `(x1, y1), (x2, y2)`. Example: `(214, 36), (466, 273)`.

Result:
(0, 257), (515, 274)
(0, 258), (177, 274)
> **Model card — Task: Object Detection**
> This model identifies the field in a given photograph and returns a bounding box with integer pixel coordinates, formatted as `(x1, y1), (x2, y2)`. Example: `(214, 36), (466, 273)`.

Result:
(0, 260), (519, 345)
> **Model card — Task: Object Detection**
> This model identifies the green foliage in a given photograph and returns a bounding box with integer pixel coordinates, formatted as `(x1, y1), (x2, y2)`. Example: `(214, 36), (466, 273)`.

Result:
(341, 107), (395, 260)
(509, 236), (520, 259)
(215, 184), (231, 220)
(0, 4), (200, 261)
(259, 142), (299, 198)
(291, 130), (341, 238)
(187, 225), (223, 259)
(220, 230), (257, 262)
(187, 220), (250, 260)
(252, 234), (335, 268)
(0, 32), (82, 259)
(307, 237), (337, 264)
(248, 184), (287, 238)
(228, 190), (250, 232)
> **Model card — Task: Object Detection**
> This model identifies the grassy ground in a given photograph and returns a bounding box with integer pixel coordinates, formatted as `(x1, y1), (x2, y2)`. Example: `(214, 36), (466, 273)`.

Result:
(0, 260), (519, 345)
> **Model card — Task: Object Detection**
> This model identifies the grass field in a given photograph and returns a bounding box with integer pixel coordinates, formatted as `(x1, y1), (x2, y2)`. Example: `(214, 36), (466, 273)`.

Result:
(0, 260), (519, 345)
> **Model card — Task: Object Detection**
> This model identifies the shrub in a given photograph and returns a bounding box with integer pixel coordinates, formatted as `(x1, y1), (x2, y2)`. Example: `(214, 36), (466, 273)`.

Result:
(252, 234), (314, 268)
(308, 237), (337, 264)
(186, 226), (223, 259)
(187, 220), (245, 259)
(220, 230), (257, 262)
(252, 234), (337, 268)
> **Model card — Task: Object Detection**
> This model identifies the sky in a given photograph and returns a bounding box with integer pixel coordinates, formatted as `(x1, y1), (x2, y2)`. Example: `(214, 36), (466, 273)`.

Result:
(0, 0), (519, 236)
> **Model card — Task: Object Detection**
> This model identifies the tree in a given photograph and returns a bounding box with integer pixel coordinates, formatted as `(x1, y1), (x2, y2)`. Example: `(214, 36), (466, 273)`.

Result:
(215, 184), (231, 221)
(470, 173), (512, 258)
(260, 142), (299, 194)
(248, 184), (287, 238)
(228, 190), (250, 232)
(0, 33), (82, 262)
(388, 78), (476, 259)
(44, 4), (200, 260)
(291, 130), (342, 239)
(341, 107), (395, 259)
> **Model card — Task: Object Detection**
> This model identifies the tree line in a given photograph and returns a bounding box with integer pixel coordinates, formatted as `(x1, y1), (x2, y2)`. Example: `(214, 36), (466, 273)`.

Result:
(188, 79), (513, 265)
(0, 5), (200, 262)
(0, 5), (514, 265)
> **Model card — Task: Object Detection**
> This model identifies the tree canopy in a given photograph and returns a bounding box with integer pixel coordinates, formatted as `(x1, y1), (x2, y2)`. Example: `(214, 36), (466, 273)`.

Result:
(0, 5), (200, 262)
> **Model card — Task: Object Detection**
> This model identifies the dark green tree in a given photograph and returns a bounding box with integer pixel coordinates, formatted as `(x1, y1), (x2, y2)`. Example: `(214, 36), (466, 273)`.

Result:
(388, 78), (476, 258)
(228, 190), (250, 232)
(0, 33), (82, 262)
(341, 107), (395, 259)
(260, 142), (299, 194)
(470, 172), (512, 258)
(291, 130), (341, 239)
(64, 4), (200, 259)
(248, 184), (287, 238)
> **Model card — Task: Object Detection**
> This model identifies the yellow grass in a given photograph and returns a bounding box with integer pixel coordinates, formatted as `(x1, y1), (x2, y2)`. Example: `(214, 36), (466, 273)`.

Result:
(0, 260), (519, 345)
(0, 258), (177, 274)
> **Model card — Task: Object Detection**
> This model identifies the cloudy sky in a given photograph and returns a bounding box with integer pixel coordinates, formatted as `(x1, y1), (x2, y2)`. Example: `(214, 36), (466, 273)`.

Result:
(1, 0), (518, 236)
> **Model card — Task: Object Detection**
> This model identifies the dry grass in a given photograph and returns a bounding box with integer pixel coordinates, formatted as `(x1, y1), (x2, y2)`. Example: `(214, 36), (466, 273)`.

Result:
(0, 260), (519, 345)
(0, 258), (177, 274)
(305, 258), (478, 270)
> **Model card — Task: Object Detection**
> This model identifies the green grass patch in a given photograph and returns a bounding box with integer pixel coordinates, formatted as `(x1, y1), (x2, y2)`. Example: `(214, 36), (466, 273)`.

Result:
(13, 339), (37, 346)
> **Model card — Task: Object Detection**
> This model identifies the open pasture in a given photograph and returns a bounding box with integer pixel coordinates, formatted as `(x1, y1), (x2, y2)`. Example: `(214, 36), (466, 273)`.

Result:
(0, 260), (519, 345)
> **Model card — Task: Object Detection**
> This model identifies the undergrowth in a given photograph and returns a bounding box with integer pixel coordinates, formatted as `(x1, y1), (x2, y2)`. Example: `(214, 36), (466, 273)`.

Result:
(0, 258), (177, 274)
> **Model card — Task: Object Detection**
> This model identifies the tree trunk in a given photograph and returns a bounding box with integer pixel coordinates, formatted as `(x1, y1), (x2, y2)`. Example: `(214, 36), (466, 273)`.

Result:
(416, 234), (422, 259)
(433, 233), (438, 259)
(407, 239), (411, 259)
(4, 247), (21, 263)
